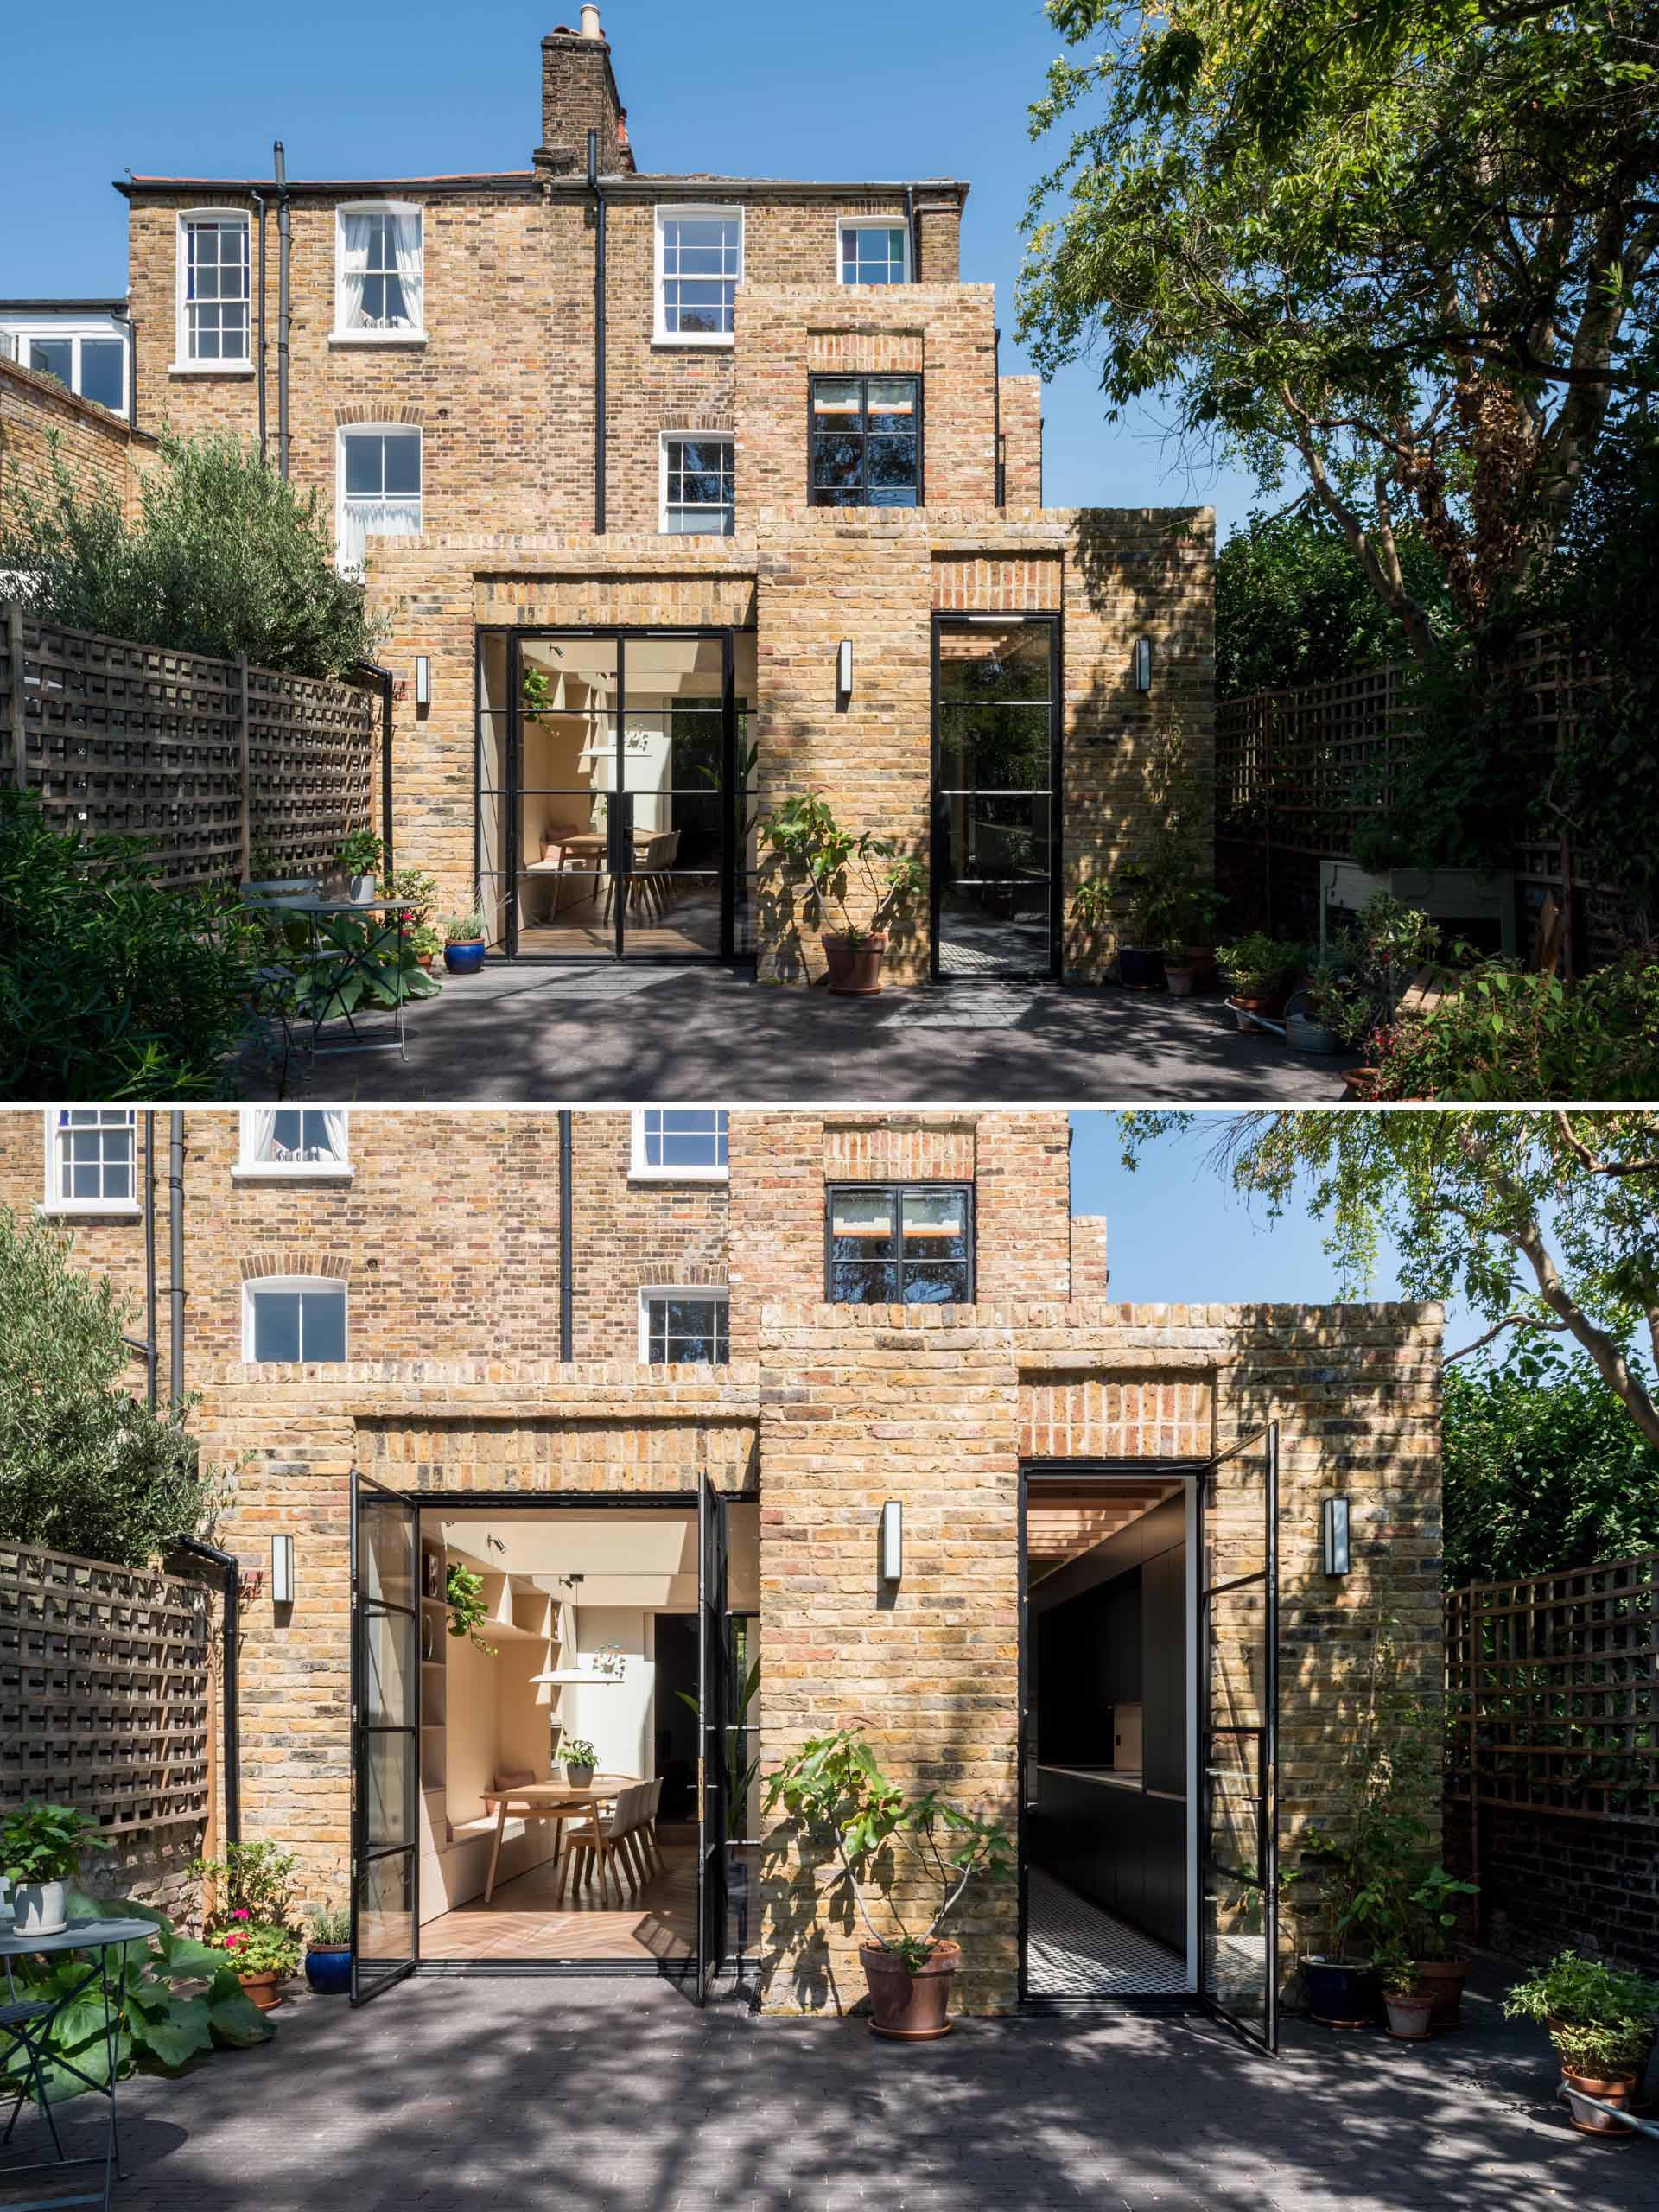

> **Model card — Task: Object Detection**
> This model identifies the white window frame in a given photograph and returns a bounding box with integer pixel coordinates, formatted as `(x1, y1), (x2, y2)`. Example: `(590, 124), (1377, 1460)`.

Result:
(658, 431), (735, 536)
(629, 1107), (730, 1182)
(241, 1276), (349, 1364)
(172, 210), (253, 373)
(836, 216), (911, 287)
(39, 1109), (140, 1217)
(637, 1286), (731, 1365)
(334, 423), (423, 576)
(3, 322), (130, 414)
(653, 205), (744, 347)
(233, 1109), (353, 1179)
(331, 201), (426, 345)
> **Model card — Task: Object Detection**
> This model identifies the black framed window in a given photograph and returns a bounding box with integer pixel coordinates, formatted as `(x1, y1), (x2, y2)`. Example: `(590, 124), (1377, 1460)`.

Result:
(809, 375), (922, 507)
(643, 1292), (730, 1364)
(827, 1184), (973, 1305)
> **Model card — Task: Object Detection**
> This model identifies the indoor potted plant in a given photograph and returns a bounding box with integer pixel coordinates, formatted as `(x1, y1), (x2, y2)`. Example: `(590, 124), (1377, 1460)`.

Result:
(757, 793), (925, 995)
(336, 828), (384, 905)
(303, 1901), (353, 1995)
(213, 1912), (302, 2011)
(765, 1725), (1010, 2041)
(1504, 1953), (1659, 2137)
(445, 1561), (498, 1653)
(559, 1738), (599, 1789)
(0, 1802), (108, 1936)
(443, 907), (490, 976)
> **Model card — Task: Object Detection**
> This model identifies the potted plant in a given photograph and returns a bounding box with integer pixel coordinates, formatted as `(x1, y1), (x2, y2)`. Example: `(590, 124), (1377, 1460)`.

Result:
(335, 828), (384, 904)
(302, 1902), (353, 1995)
(1405, 1863), (1478, 2028)
(443, 907), (490, 976)
(765, 1726), (1010, 2041)
(445, 1561), (498, 1653)
(1504, 1953), (1659, 2137)
(1314, 894), (1441, 1084)
(1216, 932), (1306, 1027)
(380, 866), (442, 968)
(212, 1912), (302, 2011)
(1377, 1948), (1434, 2041)
(559, 1738), (599, 1789)
(0, 1802), (108, 1936)
(757, 793), (925, 995)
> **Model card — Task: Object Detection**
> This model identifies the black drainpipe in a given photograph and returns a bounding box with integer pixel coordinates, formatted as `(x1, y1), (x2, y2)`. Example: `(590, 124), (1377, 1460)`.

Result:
(142, 1112), (158, 1410)
(174, 1537), (241, 1847)
(993, 324), (1005, 507)
(589, 129), (607, 535)
(906, 184), (917, 281)
(559, 1110), (574, 1359)
(273, 141), (290, 480)
(250, 188), (269, 460)
(168, 1112), (186, 1405)
(356, 658), (395, 876)
(115, 313), (138, 436)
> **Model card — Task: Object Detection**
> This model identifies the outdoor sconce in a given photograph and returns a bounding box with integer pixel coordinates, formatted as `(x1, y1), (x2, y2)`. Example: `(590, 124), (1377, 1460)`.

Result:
(270, 1533), (296, 1606)
(880, 1501), (903, 1583)
(1321, 1497), (1351, 1578)
(836, 639), (854, 698)
(1133, 635), (1154, 692)
(415, 656), (431, 709)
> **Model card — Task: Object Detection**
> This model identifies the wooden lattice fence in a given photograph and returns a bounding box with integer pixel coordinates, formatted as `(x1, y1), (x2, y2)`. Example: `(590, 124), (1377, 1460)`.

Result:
(0, 1540), (214, 1836)
(1, 601), (378, 893)
(1445, 1551), (1657, 1827)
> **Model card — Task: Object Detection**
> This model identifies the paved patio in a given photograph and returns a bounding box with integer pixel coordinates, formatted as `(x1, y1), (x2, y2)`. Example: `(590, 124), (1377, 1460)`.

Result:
(251, 967), (1350, 1102)
(20, 1961), (1656, 2212)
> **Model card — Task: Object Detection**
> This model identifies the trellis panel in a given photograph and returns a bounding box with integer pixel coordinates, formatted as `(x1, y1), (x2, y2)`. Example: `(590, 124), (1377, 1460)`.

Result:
(1446, 1551), (1657, 1827)
(0, 1540), (213, 1835)
(0, 604), (376, 892)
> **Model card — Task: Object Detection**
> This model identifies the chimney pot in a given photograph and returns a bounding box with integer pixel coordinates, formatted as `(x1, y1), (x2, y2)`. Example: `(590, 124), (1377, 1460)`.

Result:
(581, 3), (602, 35)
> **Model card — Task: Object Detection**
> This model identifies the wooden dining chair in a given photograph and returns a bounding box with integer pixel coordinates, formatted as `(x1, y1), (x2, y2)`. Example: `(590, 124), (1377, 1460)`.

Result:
(566, 1783), (643, 1904)
(641, 1777), (665, 1876)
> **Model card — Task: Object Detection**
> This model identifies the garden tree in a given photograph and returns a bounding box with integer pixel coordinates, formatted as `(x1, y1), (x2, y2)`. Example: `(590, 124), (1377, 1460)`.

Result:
(0, 429), (381, 677)
(1443, 1352), (1659, 1586)
(0, 1207), (222, 1565)
(1217, 507), (1452, 696)
(1018, 2), (1659, 653)
(1119, 1109), (1659, 1446)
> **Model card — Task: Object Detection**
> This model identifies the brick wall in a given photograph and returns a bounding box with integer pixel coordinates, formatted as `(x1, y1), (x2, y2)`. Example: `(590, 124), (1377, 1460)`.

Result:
(537, 28), (633, 175)
(1444, 1800), (1659, 1973)
(1000, 374), (1042, 505)
(0, 355), (152, 526)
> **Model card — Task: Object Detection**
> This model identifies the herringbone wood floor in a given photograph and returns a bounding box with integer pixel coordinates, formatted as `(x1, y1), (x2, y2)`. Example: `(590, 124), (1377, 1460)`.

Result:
(421, 1839), (696, 1961)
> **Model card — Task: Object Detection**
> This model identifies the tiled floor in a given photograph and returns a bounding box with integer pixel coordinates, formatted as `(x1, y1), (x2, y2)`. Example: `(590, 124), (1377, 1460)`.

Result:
(420, 1841), (696, 1962)
(1026, 1867), (1188, 1998)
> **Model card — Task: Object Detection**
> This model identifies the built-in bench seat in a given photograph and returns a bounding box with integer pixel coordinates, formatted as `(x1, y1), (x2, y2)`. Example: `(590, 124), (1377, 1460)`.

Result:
(418, 1807), (559, 1923)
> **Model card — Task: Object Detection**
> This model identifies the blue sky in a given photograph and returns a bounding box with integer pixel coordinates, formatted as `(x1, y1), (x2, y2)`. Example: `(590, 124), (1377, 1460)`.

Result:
(0, 0), (1261, 539)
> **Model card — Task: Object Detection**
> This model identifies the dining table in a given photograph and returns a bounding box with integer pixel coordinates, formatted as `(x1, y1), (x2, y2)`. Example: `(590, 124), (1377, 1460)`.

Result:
(478, 1777), (640, 1904)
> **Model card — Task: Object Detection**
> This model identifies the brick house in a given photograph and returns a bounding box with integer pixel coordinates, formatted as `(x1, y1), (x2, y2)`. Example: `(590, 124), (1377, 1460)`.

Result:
(112, 12), (1215, 986)
(3, 1107), (1442, 2030)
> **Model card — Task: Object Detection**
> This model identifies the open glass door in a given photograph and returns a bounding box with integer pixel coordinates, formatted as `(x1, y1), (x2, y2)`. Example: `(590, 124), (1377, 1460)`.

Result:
(1198, 1422), (1279, 2050)
(696, 1471), (729, 2004)
(350, 1470), (421, 2005)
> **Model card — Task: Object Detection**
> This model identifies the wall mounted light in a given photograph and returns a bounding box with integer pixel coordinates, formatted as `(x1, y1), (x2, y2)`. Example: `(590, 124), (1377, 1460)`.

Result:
(270, 1533), (296, 1606)
(415, 655), (431, 709)
(836, 639), (854, 697)
(1133, 635), (1154, 692)
(1320, 1497), (1351, 1578)
(880, 1500), (903, 1583)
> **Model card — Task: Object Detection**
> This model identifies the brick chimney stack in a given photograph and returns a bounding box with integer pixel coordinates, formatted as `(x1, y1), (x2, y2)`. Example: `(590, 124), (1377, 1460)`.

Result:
(535, 13), (637, 175)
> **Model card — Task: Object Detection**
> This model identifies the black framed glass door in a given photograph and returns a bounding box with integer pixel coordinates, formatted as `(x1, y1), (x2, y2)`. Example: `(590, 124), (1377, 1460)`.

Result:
(931, 613), (1062, 981)
(696, 1471), (729, 2005)
(1198, 1422), (1280, 2050)
(350, 1470), (421, 2005)
(477, 628), (755, 963)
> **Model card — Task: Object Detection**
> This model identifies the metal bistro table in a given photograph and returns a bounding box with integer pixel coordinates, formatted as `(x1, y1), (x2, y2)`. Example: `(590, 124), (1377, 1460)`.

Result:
(0, 1916), (153, 2211)
(253, 895), (411, 1063)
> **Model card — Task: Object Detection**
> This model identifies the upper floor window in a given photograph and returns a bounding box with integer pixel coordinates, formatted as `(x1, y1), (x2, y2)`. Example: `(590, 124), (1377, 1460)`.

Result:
(336, 426), (422, 575)
(237, 1109), (351, 1177)
(656, 208), (742, 344)
(639, 1288), (730, 1365)
(827, 1184), (974, 1305)
(4, 328), (127, 413)
(660, 435), (734, 535)
(631, 1109), (728, 1179)
(244, 1277), (347, 1363)
(809, 375), (921, 508)
(334, 206), (424, 340)
(839, 219), (909, 286)
(42, 1109), (137, 1214)
(177, 213), (251, 366)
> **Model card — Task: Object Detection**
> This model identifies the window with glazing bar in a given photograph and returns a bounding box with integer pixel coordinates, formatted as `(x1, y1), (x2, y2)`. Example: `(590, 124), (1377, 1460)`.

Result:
(45, 1109), (136, 1210)
(661, 435), (734, 534)
(641, 1290), (730, 1364)
(839, 219), (909, 285)
(181, 215), (250, 363)
(809, 375), (921, 506)
(656, 210), (742, 340)
(826, 1184), (973, 1304)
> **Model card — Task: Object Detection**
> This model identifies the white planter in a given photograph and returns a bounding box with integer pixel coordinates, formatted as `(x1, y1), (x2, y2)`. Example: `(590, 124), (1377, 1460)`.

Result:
(349, 874), (378, 905)
(13, 1878), (67, 1936)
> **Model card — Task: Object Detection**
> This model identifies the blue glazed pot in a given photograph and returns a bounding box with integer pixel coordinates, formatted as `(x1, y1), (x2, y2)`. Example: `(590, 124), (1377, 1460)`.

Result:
(444, 940), (486, 975)
(304, 1946), (352, 1996)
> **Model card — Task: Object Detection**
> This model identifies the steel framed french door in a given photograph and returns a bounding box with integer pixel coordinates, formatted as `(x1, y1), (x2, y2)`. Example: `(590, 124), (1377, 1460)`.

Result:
(349, 1470), (422, 2005)
(1197, 1422), (1280, 2051)
(696, 1472), (730, 2005)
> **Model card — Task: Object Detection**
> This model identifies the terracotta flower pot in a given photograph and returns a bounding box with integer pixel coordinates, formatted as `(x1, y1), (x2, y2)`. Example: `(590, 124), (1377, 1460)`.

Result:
(1165, 963), (1197, 997)
(1184, 947), (1220, 994)
(1384, 1991), (1434, 2041)
(860, 1940), (961, 2041)
(238, 1969), (285, 2012)
(1562, 2069), (1638, 2137)
(822, 932), (888, 996)
(1413, 1959), (1470, 2031)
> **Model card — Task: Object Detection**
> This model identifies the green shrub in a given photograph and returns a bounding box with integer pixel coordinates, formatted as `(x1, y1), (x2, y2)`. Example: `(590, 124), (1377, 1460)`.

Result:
(0, 792), (264, 1098)
(1369, 957), (1659, 1100)
(0, 429), (381, 677)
